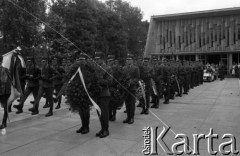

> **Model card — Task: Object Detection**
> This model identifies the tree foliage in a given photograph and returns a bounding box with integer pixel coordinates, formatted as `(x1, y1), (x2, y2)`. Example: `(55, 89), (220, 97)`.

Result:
(0, 0), (149, 58)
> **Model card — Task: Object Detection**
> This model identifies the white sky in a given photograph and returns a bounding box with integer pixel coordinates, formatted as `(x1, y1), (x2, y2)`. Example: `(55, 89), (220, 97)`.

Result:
(100, 0), (240, 21)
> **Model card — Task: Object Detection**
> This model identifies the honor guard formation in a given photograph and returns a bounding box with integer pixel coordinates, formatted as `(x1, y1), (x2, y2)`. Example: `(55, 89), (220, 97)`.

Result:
(1, 50), (235, 139)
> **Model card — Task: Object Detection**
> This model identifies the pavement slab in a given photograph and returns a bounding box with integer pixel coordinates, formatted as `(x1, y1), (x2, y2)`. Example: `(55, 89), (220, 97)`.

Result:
(0, 78), (240, 156)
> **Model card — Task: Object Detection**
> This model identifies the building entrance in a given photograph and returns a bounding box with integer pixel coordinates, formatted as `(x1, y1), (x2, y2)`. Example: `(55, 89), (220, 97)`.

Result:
(206, 54), (221, 64)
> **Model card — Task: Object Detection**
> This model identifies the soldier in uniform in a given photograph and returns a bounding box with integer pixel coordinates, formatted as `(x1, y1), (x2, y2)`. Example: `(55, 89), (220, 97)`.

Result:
(107, 55), (119, 121)
(95, 52), (112, 138)
(76, 53), (90, 134)
(13, 57), (41, 114)
(177, 61), (185, 97)
(162, 60), (170, 104)
(52, 57), (65, 109)
(152, 59), (163, 108)
(28, 57), (59, 117)
(123, 54), (140, 124)
(150, 55), (159, 107)
(140, 57), (152, 115)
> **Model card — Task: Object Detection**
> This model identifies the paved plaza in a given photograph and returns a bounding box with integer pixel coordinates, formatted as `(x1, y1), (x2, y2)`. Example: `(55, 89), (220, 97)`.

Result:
(0, 78), (240, 156)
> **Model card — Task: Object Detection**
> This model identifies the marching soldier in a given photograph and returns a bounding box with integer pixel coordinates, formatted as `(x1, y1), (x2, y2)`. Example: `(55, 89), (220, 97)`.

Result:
(28, 57), (59, 117)
(95, 52), (112, 138)
(123, 54), (140, 124)
(52, 57), (65, 109)
(13, 57), (41, 114)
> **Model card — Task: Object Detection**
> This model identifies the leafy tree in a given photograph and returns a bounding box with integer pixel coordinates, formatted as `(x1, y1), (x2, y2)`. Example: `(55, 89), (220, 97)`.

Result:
(0, 0), (46, 55)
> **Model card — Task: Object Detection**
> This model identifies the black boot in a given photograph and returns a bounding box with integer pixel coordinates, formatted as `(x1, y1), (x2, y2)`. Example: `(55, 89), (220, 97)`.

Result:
(76, 127), (83, 133)
(8, 105), (12, 113)
(144, 109), (149, 115)
(140, 109), (145, 114)
(13, 104), (23, 114)
(0, 124), (6, 130)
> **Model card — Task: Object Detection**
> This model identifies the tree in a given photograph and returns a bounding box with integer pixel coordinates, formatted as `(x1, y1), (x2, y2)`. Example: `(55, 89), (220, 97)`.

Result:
(105, 0), (148, 57)
(0, 0), (46, 55)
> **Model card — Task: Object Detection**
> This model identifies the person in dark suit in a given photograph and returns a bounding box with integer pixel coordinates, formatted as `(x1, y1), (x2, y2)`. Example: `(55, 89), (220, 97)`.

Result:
(95, 52), (112, 138)
(0, 55), (12, 129)
(123, 54), (140, 124)
(28, 57), (59, 117)
(13, 57), (41, 114)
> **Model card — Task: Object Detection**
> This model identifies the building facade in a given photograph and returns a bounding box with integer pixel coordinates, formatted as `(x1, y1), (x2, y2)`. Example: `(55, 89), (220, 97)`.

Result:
(144, 7), (240, 73)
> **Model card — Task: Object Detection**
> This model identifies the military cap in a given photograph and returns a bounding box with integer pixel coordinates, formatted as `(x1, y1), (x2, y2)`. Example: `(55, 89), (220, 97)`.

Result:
(107, 55), (115, 61)
(151, 55), (158, 61)
(126, 53), (134, 60)
(95, 51), (104, 59)
(27, 56), (34, 62)
(143, 57), (150, 62)
(41, 56), (48, 61)
(78, 53), (87, 60)
(137, 56), (143, 61)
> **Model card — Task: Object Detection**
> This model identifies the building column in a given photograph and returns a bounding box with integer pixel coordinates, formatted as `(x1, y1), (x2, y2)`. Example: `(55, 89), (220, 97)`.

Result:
(228, 53), (232, 75)
(195, 55), (199, 61)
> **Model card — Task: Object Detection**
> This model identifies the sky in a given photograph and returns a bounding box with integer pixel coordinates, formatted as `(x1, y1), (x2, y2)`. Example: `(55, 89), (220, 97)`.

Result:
(100, 0), (240, 21)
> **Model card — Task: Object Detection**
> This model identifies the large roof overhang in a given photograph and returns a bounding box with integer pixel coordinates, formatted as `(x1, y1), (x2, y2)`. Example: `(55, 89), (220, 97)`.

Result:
(152, 7), (240, 21)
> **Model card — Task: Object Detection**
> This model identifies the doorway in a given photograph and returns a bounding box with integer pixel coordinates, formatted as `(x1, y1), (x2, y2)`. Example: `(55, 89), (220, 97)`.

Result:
(206, 54), (221, 64)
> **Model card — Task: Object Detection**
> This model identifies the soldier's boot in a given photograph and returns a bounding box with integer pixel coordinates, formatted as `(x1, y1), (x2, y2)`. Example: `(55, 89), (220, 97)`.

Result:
(76, 112), (84, 133)
(140, 108), (145, 114)
(81, 112), (90, 134)
(110, 110), (116, 121)
(144, 109), (149, 115)
(45, 102), (53, 117)
(55, 97), (62, 109)
(8, 104), (12, 113)
(13, 104), (23, 114)
(43, 101), (50, 108)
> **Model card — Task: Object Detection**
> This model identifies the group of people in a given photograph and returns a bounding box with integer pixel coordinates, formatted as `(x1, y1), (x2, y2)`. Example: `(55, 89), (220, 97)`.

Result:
(0, 51), (207, 139)
(231, 63), (240, 78)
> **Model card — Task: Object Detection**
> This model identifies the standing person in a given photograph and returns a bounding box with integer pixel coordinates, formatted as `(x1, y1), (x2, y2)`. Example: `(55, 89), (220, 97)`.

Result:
(140, 57), (152, 115)
(28, 57), (59, 117)
(162, 60), (170, 104)
(107, 55), (122, 121)
(75, 53), (90, 134)
(123, 54), (140, 124)
(13, 57), (41, 114)
(95, 52), (112, 138)
(0, 55), (11, 129)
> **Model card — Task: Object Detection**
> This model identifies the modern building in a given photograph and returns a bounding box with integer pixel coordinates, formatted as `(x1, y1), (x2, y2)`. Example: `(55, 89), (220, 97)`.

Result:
(144, 7), (240, 73)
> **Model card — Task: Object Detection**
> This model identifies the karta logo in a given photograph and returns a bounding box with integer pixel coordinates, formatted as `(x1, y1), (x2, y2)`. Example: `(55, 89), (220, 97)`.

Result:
(142, 126), (239, 155)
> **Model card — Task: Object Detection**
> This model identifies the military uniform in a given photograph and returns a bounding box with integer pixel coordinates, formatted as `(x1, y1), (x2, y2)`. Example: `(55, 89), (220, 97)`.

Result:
(14, 57), (41, 114)
(29, 57), (59, 117)
(95, 52), (112, 138)
(162, 61), (170, 104)
(108, 55), (122, 121)
(139, 57), (152, 115)
(123, 54), (140, 124)
(52, 58), (65, 109)
(75, 53), (90, 134)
